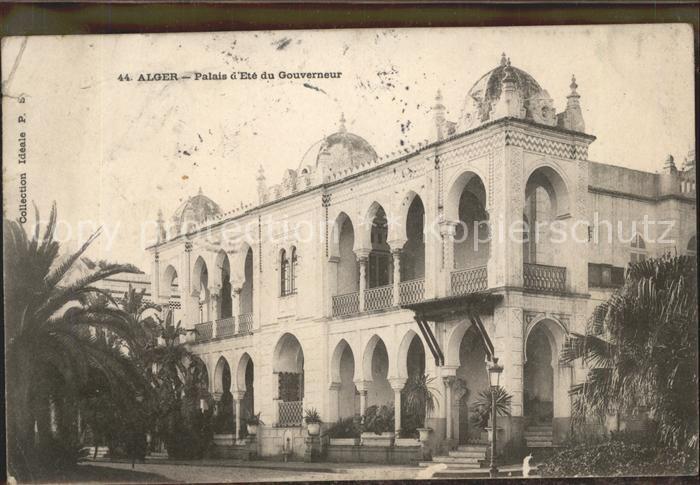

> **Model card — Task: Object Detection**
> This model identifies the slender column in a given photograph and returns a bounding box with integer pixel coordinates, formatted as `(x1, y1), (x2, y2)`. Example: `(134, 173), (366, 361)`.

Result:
(231, 286), (242, 331)
(354, 380), (369, 416)
(153, 253), (161, 302)
(391, 249), (402, 306)
(443, 376), (455, 440)
(232, 391), (245, 442)
(355, 251), (370, 312)
(389, 378), (407, 435)
(328, 382), (342, 423)
(439, 221), (458, 297)
(211, 293), (220, 338)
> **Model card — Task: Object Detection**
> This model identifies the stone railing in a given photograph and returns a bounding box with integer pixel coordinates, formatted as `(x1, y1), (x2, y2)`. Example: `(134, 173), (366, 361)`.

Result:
(365, 284), (393, 312)
(216, 317), (236, 338)
(332, 291), (360, 317)
(450, 266), (488, 295)
(278, 400), (303, 427)
(238, 313), (254, 334)
(399, 278), (425, 305)
(194, 321), (213, 342)
(524, 263), (567, 293)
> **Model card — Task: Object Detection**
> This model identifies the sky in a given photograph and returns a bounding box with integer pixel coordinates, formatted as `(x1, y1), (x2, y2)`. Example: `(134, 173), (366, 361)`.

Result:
(2, 24), (695, 270)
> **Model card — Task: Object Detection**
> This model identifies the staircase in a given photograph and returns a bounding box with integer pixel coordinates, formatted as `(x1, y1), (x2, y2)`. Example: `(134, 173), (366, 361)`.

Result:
(524, 425), (554, 448)
(420, 442), (489, 472)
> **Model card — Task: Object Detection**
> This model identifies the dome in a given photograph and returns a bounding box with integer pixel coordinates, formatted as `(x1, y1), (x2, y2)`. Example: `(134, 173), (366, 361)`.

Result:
(460, 54), (554, 128)
(171, 188), (222, 232)
(314, 114), (377, 172)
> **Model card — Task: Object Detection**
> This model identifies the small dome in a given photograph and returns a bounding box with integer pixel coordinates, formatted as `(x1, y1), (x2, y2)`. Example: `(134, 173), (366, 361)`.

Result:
(460, 54), (550, 127)
(314, 114), (377, 172)
(171, 188), (222, 232)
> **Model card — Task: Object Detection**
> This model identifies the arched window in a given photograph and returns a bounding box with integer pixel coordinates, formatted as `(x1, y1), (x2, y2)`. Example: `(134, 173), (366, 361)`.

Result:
(630, 234), (647, 263)
(280, 249), (290, 296)
(290, 247), (298, 294)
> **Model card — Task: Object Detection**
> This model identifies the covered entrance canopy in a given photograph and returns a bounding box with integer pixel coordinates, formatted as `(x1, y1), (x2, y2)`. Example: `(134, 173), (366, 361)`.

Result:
(401, 292), (503, 366)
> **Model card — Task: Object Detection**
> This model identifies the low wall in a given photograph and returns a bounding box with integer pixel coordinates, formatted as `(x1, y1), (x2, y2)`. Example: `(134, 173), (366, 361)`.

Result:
(325, 444), (421, 464)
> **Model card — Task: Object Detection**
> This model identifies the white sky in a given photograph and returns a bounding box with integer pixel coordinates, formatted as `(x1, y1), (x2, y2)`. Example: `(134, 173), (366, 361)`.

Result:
(2, 24), (695, 270)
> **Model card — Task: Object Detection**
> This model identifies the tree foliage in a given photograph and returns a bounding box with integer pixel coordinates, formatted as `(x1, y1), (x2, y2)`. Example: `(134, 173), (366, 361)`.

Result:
(561, 254), (698, 451)
(4, 204), (142, 479)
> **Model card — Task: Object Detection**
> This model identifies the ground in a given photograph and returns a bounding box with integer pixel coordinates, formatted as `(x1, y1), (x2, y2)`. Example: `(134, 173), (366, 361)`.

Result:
(79, 460), (424, 483)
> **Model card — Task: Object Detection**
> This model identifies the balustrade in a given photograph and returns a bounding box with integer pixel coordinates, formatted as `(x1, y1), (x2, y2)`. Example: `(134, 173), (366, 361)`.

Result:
(523, 263), (567, 293)
(278, 400), (303, 427)
(237, 313), (254, 334)
(194, 321), (213, 342)
(450, 266), (488, 295)
(364, 284), (393, 311)
(399, 278), (425, 305)
(215, 317), (236, 338)
(332, 291), (360, 317)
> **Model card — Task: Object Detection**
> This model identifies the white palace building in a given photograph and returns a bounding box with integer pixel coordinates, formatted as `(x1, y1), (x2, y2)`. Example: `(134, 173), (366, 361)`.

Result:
(147, 54), (697, 461)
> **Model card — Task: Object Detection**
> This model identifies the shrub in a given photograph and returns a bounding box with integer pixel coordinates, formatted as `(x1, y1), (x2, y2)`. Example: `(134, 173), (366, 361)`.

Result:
(327, 417), (361, 438)
(469, 386), (512, 429)
(538, 433), (698, 477)
(361, 405), (395, 435)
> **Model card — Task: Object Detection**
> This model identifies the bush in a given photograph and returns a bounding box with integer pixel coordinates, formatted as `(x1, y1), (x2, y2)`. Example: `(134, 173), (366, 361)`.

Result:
(361, 405), (395, 435)
(327, 417), (361, 438)
(538, 433), (698, 477)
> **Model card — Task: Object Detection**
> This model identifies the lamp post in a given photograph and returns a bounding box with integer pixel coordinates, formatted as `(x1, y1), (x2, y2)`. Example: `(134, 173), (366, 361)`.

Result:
(488, 357), (504, 479)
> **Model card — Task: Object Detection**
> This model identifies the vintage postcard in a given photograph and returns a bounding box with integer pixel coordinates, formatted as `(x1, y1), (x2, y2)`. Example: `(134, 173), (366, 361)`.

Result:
(3, 24), (697, 482)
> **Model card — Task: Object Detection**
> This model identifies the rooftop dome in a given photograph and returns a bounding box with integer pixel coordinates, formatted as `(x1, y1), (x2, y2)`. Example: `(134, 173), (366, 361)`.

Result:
(460, 53), (554, 128)
(171, 187), (222, 233)
(315, 114), (377, 172)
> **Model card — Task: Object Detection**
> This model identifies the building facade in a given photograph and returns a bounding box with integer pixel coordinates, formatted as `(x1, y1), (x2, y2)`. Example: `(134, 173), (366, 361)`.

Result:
(147, 54), (697, 458)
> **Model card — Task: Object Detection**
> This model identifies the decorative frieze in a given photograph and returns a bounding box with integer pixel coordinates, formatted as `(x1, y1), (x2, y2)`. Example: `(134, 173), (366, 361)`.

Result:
(505, 130), (588, 160)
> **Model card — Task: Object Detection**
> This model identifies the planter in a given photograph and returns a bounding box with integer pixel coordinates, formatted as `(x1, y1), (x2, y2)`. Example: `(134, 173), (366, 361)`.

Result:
(329, 437), (360, 446)
(395, 438), (420, 447)
(246, 424), (258, 436)
(307, 422), (321, 436)
(361, 432), (395, 447)
(417, 427), (432, 442)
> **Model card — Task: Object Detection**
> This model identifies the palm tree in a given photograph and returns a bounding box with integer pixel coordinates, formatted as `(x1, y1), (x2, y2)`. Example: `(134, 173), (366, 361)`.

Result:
(4, 204), (142, 478)
(402, 374), (440, 428)
(561, 254), (698, 450)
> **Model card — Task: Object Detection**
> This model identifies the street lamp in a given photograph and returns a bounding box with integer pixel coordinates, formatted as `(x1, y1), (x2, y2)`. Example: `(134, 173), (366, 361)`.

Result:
(487, 357), (504, 479)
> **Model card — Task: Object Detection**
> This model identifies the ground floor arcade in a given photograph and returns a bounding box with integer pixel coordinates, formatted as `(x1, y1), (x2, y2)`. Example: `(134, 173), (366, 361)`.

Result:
(188, 292), (587, 458)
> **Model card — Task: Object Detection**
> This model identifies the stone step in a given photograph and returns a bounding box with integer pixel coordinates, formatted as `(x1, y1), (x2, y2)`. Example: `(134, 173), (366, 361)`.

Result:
(527, 441), (553, 447)
(449, 450), (486, 459)
(525, 436), (552, 443)
(457, 445), (489, 452)
(524, 430), (553, 436)
(526, 426), (553, 432)
(420, 461), (481, 469)
(431, 456), (484, 465)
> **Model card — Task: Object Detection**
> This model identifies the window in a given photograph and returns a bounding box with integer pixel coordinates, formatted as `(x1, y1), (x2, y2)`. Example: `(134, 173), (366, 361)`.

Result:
(290, 247), (298, 294)
(588, 263), (625, 288)
(630, 234), (646, 263)
(280, 248), (298, 296)
(280, 249), (290, 296)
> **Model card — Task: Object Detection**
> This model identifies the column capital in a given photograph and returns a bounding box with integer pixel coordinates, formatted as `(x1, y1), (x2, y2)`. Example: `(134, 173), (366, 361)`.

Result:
(387, 239), (407, 253)
(328, 381), (342, 391)
(389, 377), (407, 391)
(232, 390), (246, 401)
(439, 220), (459, 237)
(353, 380), (370, 392)
(212, 391), (223, 402)
(354, 248), (371, 261)
(440, 365), (458, 377)
(442, 375), (456, 388)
